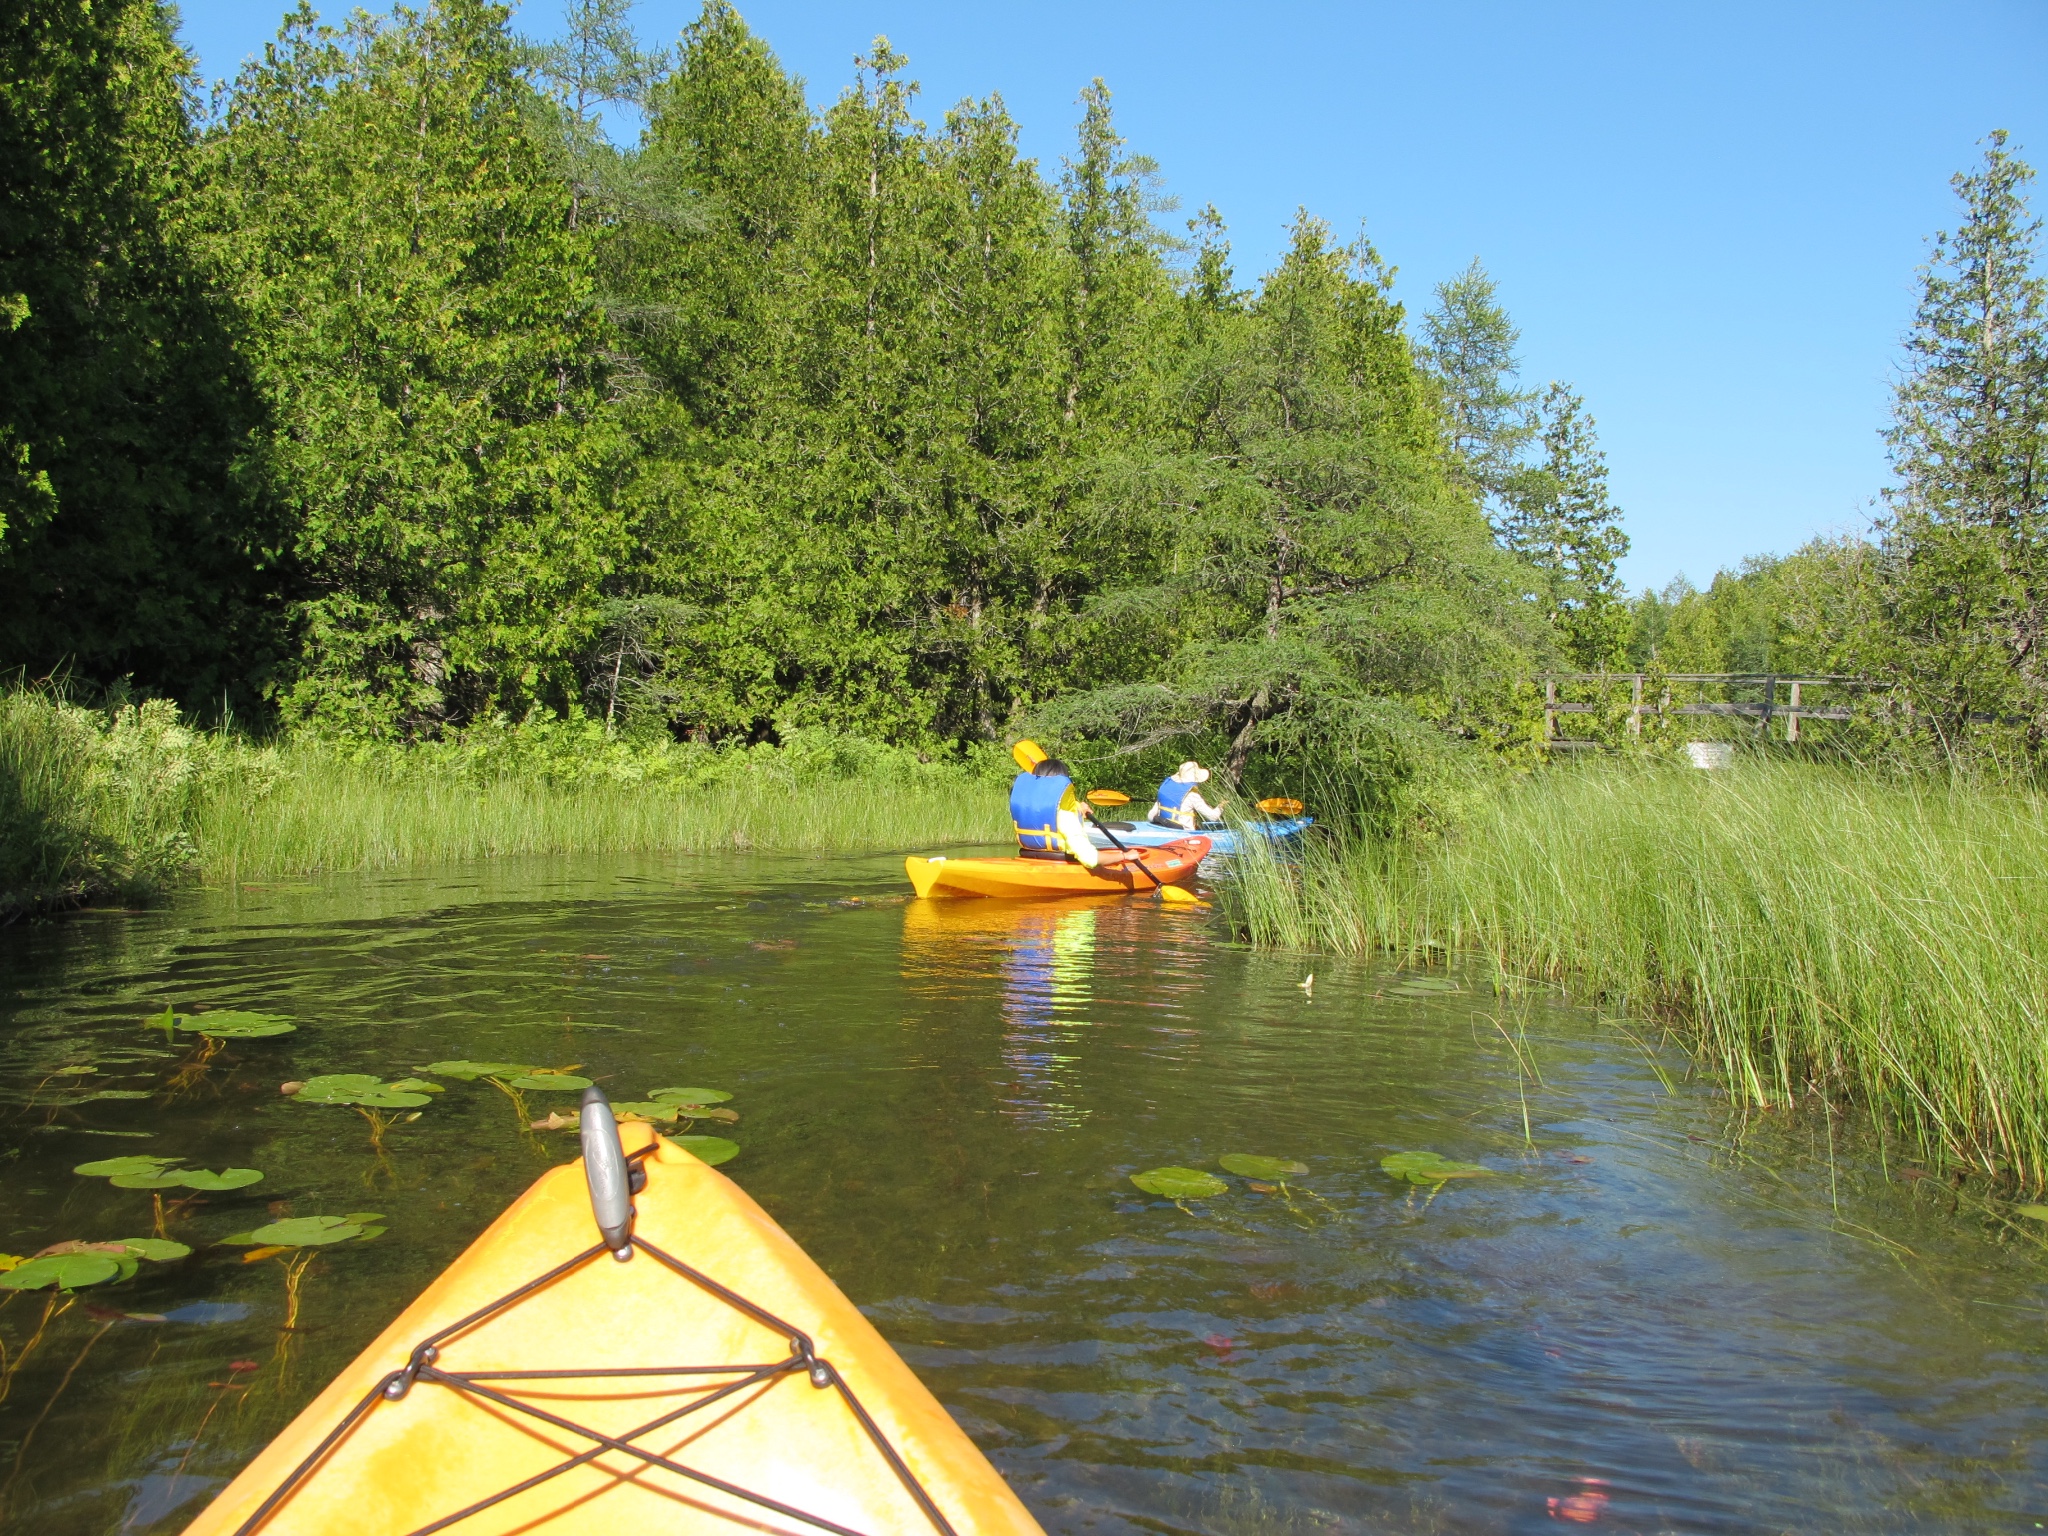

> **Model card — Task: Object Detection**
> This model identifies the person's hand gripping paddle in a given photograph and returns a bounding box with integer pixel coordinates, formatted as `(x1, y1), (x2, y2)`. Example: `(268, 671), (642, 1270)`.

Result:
(1082, 789), (1202, 906)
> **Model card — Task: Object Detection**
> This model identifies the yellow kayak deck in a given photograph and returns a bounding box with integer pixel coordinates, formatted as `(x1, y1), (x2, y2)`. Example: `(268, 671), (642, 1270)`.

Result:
(906, 838), (1209, 899)
(183, 1122), (1043, 1536)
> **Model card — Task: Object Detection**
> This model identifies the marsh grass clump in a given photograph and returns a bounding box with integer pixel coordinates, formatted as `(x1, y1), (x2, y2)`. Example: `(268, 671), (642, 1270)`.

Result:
(1227, 759), (2048, 1191)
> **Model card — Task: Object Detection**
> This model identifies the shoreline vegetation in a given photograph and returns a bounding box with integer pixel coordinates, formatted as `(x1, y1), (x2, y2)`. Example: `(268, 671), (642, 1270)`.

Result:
(1224, 760), (2048, 1192)
(0, 688), (1010, 912)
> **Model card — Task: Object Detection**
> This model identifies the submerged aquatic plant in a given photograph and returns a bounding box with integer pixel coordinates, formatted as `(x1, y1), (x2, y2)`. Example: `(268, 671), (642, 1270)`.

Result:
(1130, 1167), (1228, 1200)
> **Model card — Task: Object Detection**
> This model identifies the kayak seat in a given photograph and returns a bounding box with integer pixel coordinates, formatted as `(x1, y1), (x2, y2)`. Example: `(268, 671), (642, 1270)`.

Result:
(1017, 848), (1069, 861)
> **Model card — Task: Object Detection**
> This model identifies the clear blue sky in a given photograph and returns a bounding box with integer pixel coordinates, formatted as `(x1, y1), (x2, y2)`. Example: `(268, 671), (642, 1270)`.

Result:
(176, 1), (2047, 593)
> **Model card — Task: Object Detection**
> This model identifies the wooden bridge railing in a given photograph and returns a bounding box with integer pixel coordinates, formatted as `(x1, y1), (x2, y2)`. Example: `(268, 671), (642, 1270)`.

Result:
(1539, 673), (1871, 746)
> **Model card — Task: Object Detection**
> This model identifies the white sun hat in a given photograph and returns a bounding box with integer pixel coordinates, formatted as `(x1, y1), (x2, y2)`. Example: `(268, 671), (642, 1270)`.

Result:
(1174, 761), (1210, 783)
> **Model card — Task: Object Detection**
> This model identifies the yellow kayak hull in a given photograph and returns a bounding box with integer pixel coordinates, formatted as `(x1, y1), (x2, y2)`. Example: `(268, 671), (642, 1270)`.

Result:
(183, 1123), (1044, 1536)
(905, 838), (1210, 899)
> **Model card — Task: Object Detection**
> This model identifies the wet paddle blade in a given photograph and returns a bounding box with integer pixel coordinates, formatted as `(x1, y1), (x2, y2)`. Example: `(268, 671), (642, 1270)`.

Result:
(1086, 789), (1131, 806)
(1011, 739), (1048, 771)
(1257, 797), (1305, 815)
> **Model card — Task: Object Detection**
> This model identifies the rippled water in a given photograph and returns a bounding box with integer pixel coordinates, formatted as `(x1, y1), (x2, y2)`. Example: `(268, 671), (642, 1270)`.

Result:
(1, 851), (2045, 1534)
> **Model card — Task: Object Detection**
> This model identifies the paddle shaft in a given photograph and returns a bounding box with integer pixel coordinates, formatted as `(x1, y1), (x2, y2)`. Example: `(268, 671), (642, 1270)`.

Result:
(1089, 815), (1170, 896)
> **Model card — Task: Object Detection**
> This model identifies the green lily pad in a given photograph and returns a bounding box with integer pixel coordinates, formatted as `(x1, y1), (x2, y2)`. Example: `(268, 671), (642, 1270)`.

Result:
(1390, 975), (1459, 992)
(0, 1252), (122, 1290)
(113, 1238), (191, 1261)
(1130, 1166), (1228, 1199)
(422, 1061), (532, 1080)
(182, 1011), (296, 1039)
(608, 1102), (680, 1121)
(74, 1155), (176, 1178)
(83, 1090), (154, 1101)
(1220, 1154), (1309, 1180)
(648, 1087), (732, 1105)
(109, 1172), (190, 1189)
(673, 1136), (739, 1166)
(235, 1216), (371, 1247)
(386, 1078), (444, 1094)
(175, 1168), (263, 1191)
(2014, 1204), (2048, 1222)
(1382, 1151), (1493, 1185)
(144, 1008), (188, 1035)
(292, 1074), (382, 1102)
(505, 1074), (591, 1092)
(294, 1074), (429, 1108)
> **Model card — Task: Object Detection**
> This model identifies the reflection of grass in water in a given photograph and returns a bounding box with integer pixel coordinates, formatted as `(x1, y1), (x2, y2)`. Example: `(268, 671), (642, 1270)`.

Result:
(1224, 760), (2048, 1193)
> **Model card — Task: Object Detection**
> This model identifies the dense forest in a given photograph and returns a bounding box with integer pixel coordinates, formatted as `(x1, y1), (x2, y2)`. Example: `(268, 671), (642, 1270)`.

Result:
(1, 0), (2042, 781)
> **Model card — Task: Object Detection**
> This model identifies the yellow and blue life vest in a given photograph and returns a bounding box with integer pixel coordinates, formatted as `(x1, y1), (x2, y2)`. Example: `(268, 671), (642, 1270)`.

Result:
(1010, 771), (1073, 853)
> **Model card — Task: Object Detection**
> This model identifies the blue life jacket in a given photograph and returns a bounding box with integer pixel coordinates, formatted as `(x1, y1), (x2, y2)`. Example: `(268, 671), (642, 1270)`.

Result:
(1011, 771), (1073, 853)
(1155, 776), (1195, 812)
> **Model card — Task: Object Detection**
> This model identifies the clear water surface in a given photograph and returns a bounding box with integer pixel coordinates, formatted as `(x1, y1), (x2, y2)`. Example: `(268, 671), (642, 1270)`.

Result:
(0, 851), (2044, 1534)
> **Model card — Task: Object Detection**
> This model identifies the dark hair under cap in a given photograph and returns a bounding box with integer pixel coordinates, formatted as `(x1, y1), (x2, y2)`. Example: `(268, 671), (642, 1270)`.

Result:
(1033, 758), (1070, 777)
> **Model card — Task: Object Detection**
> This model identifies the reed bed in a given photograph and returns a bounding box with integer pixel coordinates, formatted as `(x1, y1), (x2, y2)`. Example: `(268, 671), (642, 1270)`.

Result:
(1227, 760), (2048, 1187)
(197, 753), (1006, 882)
(0, 689), (1007, 909)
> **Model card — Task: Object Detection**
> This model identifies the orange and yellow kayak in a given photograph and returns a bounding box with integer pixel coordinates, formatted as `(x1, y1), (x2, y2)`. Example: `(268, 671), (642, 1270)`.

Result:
(183, 1119), (1044, 1536)
(905, 838), (1210, 899)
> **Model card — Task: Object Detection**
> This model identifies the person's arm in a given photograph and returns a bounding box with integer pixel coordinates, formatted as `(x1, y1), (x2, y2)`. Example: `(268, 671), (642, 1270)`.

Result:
(1187, 790), (1225, 821)
(1057, 803), (1100, 868)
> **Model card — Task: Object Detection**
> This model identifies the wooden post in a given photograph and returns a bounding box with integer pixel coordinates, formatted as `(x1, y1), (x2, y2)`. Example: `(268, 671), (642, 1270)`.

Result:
(1787, 680), (1801, 743)
(1629, 674), (1643, 736)
(1761, 674), (1775, 738)
(1544, 677), (1557, 742)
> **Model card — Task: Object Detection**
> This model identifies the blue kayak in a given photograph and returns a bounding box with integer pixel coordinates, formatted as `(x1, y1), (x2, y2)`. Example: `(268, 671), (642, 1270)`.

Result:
(1084, 816), (1312, 856)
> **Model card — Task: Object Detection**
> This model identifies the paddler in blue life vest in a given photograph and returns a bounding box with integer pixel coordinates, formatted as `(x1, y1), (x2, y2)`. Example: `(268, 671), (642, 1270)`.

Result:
(1009, 758), (1133, 869)
(1150, 760), (1226, 831)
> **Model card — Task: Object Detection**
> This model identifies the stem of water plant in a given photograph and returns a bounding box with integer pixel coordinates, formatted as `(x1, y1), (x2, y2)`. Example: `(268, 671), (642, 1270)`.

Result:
(4, 1317), (114, 1495)
(0, 1294), (73, 1409)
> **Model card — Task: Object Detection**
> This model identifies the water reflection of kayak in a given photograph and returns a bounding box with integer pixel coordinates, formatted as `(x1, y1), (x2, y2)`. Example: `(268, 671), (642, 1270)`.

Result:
(1083, 817), (1313, 856)
(182, 1115), (1044, 1536)
(905, 837), (1210, 898)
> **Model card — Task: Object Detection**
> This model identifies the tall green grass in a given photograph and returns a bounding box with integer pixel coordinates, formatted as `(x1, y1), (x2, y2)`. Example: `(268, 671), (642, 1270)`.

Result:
(1227, 760), (2048, 1188)
(0, 689), (1009, 910)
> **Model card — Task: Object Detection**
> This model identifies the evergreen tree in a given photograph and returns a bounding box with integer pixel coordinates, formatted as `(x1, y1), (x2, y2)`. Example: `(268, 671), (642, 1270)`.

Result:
(198, 0), (630, 733)
(1419, 258), (1536, 514)
(1503, 383), (1630, 669)
(1880, 131), (2048, 744)
(1040, 213), (1528, 794)
(0, 0), (280, 706)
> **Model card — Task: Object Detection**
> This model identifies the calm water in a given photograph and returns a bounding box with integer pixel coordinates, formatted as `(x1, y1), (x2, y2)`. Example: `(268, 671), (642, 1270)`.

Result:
(0, 851), (2044, 1534)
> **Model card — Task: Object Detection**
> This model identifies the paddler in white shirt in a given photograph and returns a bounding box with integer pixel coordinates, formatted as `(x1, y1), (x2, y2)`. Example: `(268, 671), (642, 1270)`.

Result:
(1149, 761), (1226, 831)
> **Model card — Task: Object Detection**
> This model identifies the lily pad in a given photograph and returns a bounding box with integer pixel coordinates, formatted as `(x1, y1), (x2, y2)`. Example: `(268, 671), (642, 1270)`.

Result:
(505, 1074), (592, 1092)
(607, 1102), (680, 1121)
(1130, 1166), (1228, 1200)
(1220, 1154), (1309, 1180)
(231, 1215), (378, 1247)
(673, 1136), (739, 1166)
(74, 1155), (176, 1178)
(1382, 1151), (1493, 1185)
(143, 1008), (188, 1035)
(293, 1074), (429, 1108)
(174, 1167), (263, 1191)
(648, 1087), (732, 1105)
(181, 1011), (296, 1039)
(386, 1078), (444, 1094)
(114, 1238), (192, 1261)
(0, 1252), (122, 1290)
(291, 1074), (382, 1102)
(422, 1061), (532, 1080)
(109, 1172), (190, 1189)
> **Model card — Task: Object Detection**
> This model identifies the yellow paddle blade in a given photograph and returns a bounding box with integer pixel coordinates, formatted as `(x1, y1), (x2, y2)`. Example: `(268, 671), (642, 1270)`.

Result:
(1157, 884), (1206, 907)
(1010, 739), (1047, 772)
(1086, 788), (1131, 806)
(1257, 797), (1305, 815)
